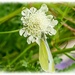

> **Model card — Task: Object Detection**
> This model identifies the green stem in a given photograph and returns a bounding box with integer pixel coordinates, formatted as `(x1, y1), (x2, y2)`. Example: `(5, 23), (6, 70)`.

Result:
(54, 45), (75, 60)
(3, 43), (35, 71)
(0, 6), (23, 25)
(52, 47), (75, 56)
(56, 37), (75, 44)
(0, 29), (19, 34)
(64, 53), (75, 61)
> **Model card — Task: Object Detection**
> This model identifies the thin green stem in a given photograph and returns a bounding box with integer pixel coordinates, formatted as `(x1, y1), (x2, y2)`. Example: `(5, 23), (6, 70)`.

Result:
(53, 47), (75, 56)
(0, 29), (19, 34)
(3, 43), (36, 71)
(64, 53), (75, 61)
(54, 45), (75, 60)
(56, 37), (75, 44)
(0, 6), (24, 25)
(48, 4), (63, 15)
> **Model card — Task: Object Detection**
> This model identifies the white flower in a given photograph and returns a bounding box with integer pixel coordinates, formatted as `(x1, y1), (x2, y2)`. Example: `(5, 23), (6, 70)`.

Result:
(19, 4), (58, 44)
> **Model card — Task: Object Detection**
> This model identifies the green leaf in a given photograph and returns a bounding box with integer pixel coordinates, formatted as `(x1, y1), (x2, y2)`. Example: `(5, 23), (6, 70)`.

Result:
(54, 56), (62, 64)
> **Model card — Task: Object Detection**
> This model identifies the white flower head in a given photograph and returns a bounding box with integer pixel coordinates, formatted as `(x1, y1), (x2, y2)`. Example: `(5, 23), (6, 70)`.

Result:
(19, 4), (58, 45)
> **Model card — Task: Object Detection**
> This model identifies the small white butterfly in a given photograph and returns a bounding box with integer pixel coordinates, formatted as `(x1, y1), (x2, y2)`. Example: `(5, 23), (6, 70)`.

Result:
(39, 33), (55, 72)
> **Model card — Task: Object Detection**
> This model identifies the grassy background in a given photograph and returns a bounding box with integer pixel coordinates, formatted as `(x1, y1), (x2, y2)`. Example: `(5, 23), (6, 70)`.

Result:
(0, 3), (75, 72)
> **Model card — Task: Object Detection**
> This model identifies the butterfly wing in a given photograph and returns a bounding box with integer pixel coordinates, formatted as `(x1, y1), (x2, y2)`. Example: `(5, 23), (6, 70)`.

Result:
(39, 38), (49, 71)
(39, 38), (55, 72)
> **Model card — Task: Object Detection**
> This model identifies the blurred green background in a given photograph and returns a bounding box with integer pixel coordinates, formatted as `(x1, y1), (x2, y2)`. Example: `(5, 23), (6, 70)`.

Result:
(0, 3), (75, 72)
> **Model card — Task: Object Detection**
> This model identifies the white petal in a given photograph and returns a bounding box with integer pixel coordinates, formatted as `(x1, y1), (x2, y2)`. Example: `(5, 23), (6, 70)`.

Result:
(21, 8), (30, 16)
(21, 17), (24, 21)
(27, 38), (31, 44)
(30, 7), (37, 13)
(22, 21), (26, 25)
(47, 15), (53, 19)
(35, 37), (40, 45)
(23, 31), (28, 37)
(51, 19), (58, 27)
(29, 36), (33, 40)
(27, 36), (33, 44)
(21, 17), (29, 25)
(19, 29), (25, 36)
(21, 11), (25, 16)
(32, 38), (35, 43)
(39, 4), (48, 12)
(46, 27), (56, 35)
(50, 28), (56, 35)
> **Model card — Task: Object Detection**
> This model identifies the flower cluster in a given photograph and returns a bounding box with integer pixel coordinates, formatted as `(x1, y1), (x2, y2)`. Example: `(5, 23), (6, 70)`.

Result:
(19, 4), (58, 44)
